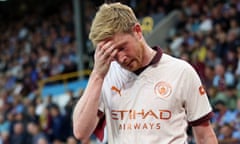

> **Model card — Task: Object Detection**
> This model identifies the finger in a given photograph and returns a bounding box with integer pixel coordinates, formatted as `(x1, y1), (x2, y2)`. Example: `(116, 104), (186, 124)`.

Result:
(101, 41), (113, 52)
(104, 45), (115, 56)
(106, 49), (118, 64)
(107, 49), (118, 62)
(100, 41), (114, 58)
(96, 41), (104, 50)
(95, 42), (107, 59)
(102, 40), (124, 56)
(96, 41), (109, 54)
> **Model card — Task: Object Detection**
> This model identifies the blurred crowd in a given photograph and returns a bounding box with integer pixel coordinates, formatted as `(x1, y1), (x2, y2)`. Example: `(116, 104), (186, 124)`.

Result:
(166, 0), (240, 143)
(0, 0), (93, 143)
(0, 0), (240, 143)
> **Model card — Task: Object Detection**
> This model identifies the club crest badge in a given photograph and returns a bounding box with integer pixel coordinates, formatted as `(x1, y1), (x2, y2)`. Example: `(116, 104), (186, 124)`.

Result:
(154, 81), (172, 98)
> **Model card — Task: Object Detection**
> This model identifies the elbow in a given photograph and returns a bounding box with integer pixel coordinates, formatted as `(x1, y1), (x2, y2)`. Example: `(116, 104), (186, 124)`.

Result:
(73, 128), (81, 140)
(73, 130), (88, 141)
(74, 134), (90, 144)
(72, 115), (86, 140)
(73, 127), (86, 140)
(73, 123), (88, 140)
(73, 133), (84, 141)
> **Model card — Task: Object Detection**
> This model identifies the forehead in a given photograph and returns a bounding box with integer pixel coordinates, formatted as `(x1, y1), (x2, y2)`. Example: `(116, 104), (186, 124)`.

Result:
(98, 32), (133, 48)
(112, 32), (133, 44)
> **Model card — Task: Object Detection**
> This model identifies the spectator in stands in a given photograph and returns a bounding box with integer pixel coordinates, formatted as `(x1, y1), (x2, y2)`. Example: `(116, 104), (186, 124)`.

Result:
(203, 65), (215, 89)
(204, 49), (221, 69)
(218, 123), (240, 144)
(27, 121), (49, 144)
(6, 112), (14, 136)
(25, 104), (39, 124)
(35, 97), (46, 117)
(39, 106), (52, 139)
(232, 100), (240, 130)
(235, 45), (240, 78)
(64, 90), (78, 137)
(10, 121), (30, 144)
(49, 55), (64, 77)
(223, 49), (238, 74)
(49, 104), (65, 142)
(0, 114), (10, 134)
(212, 100), (237, 134)
(0, 113), (10, 143)
(213, 63), (235, 91)
(225, 86), (238, 110)
(0, 131), (10, 144)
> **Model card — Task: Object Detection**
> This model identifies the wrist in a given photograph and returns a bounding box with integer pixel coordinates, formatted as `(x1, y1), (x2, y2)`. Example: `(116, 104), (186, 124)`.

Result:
(90, 70), (105, 81)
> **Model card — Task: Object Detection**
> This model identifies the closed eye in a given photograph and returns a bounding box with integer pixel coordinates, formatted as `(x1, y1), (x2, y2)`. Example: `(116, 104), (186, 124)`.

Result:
(119, 47), (125, 51)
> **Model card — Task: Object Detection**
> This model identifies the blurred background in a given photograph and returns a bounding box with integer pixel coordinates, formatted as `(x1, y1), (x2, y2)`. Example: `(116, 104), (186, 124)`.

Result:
(0, 0), (240, 143)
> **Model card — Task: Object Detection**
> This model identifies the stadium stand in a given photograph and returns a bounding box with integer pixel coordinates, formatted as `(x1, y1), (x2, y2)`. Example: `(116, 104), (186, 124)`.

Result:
(1, 0), (240, 143)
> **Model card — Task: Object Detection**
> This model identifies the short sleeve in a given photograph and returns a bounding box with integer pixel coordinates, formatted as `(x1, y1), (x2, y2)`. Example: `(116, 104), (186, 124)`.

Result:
(183, 64), (213, 123)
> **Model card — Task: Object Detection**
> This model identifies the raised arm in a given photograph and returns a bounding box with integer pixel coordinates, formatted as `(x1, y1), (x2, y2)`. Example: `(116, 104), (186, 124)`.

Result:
(72, 40), (118, 140)
(72, 72), (104, 140)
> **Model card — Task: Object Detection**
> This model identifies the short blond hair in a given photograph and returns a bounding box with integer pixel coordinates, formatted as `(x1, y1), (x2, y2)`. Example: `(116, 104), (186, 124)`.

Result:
(89, 2), (138, 46)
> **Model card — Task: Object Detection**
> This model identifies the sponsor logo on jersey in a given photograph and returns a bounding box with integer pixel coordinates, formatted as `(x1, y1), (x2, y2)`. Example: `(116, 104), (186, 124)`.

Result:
(111, 109), (171, 120)
(154, 81), (172, 98)
(199, 85), (206, 96)
(111, 86), (121, 96)
(118, 122), (161, 130)
(111, 109), (172, 130)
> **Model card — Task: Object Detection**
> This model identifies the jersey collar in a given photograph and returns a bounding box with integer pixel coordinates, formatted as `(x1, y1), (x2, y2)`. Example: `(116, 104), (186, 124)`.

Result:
(134, 46), (163, 75)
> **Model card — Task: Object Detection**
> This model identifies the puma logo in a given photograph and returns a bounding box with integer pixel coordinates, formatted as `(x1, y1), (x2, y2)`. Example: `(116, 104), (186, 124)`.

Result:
(111, 86), (121, 96)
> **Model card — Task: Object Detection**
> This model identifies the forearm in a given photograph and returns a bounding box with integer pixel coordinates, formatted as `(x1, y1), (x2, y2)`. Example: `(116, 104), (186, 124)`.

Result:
(195, 134), (218, 144)
(193, 121), (218, 144)
(72, 72), (104, 140)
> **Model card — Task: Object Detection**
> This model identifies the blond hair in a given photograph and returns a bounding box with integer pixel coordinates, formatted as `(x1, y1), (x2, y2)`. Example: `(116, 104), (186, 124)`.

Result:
(89, 2), (138, 46)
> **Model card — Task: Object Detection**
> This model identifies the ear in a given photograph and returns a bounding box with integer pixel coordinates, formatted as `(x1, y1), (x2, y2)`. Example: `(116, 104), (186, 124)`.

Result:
(132, 23), (143, 39)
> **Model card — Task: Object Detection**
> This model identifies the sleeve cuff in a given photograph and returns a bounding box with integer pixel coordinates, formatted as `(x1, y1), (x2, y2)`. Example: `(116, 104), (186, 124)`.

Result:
(188, 111), (214, 126)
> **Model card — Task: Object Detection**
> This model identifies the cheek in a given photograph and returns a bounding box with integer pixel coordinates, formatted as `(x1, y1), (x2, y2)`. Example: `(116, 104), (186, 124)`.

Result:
(134, 42), (144, 60)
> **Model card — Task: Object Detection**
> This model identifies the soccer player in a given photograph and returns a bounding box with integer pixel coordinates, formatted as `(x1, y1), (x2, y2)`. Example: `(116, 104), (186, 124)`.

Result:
(72, 2), (217, 144)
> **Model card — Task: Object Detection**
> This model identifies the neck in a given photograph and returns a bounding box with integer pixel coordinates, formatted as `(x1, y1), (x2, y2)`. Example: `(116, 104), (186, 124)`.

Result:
(133, 46), (162, 75)
(142, 45), (156, 67)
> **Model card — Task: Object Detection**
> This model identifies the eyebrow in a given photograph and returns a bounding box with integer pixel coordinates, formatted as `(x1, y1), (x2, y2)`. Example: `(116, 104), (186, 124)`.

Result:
(115, 41), (127, 49)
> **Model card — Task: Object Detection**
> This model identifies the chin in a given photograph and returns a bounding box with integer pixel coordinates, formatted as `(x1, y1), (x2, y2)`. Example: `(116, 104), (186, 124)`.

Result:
(121, 66), (133, 71)
(124, 64), (139, 72)
(120, 60), (140, 71)
(120, 64), (132, 71)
